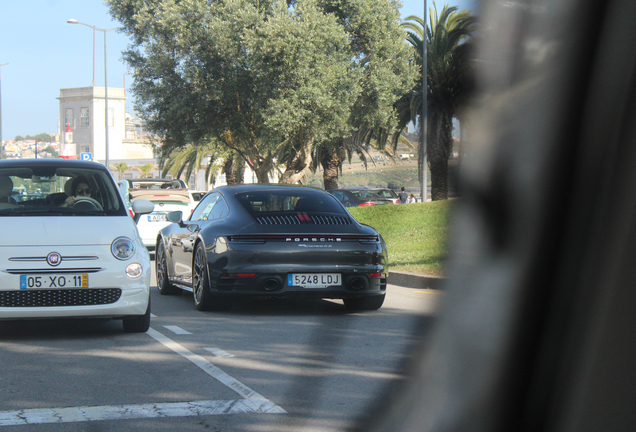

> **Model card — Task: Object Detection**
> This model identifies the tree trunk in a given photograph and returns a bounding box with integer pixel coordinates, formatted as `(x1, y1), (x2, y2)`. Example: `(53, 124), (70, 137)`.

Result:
(280, 163), (311, 184)
(223, 157), (238, 185)
(253, 166), (270, 184)
(251, 153), (273, 184)
(321, 146), (340, 190)
(280, 139), (312, 184)
(427, 111), (453, 200)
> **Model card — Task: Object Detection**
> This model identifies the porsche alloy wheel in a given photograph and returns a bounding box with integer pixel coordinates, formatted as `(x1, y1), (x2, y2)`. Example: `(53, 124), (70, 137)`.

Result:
(156, 241), (179, 295)
(192, 243), (214, 311)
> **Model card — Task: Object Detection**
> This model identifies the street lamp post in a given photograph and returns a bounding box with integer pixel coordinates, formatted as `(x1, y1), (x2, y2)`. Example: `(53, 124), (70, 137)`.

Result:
(0, 63), (8, 160)
(67, 19), (116, 170)
(421, 1), (428, 202)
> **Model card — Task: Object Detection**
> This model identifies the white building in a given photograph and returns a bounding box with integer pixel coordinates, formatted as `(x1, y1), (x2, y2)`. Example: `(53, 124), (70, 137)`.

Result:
(57, 86), (282, 189)
(57, 87), (154, 164)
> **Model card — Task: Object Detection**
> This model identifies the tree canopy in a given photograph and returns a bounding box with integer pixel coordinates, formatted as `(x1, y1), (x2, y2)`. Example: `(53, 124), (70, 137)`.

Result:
(108, 0), (362, 183)
(14, 133), (54, 142)
(107, 0), (414, 186)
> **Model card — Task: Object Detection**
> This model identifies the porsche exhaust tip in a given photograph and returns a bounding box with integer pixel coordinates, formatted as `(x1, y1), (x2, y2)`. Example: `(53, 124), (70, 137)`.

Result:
(262, 278), (282, 291)
(349, 277), (366, 291)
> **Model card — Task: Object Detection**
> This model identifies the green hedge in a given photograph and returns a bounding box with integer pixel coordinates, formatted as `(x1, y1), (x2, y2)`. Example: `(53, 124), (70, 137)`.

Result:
(348, 201), (451, 275)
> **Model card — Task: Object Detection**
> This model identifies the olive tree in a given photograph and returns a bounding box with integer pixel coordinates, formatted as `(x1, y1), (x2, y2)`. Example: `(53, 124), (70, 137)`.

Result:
(107, 0), (357, 183)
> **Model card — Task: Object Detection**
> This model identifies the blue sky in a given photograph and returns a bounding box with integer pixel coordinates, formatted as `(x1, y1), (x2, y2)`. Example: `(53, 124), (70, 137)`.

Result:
(0, 0), (477, 141)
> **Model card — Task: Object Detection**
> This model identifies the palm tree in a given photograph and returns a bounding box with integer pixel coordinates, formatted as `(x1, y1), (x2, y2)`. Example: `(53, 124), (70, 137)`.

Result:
(161, 139), (245, 189)
(136, 163), (155, 179)
(161, 141), (217, 189)
(111, 162), (129, 181)
(400, 4), (476, 200)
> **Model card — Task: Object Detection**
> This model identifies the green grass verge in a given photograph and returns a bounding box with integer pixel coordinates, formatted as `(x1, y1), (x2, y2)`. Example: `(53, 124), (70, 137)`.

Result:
(348, 201), (451, 276)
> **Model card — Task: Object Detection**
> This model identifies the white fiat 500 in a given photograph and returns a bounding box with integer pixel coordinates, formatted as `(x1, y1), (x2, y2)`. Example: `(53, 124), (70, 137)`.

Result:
(0, 159), (154, 332)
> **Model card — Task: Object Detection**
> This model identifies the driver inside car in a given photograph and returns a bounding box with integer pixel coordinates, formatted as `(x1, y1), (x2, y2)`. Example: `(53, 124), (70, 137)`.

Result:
(63, 175), (96, 207)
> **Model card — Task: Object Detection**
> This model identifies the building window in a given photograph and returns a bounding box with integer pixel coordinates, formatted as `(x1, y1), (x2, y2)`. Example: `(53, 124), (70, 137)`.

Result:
(81, 146), (90, 153)
(65, 108), (74, 128)
(80, 108), (90, 127)
(108, 108), (114, 127)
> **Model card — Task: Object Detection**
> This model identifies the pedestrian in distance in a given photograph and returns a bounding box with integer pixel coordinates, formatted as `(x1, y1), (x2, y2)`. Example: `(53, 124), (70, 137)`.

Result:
(408, 194), (416, 203)
(398, 186), (408, 204)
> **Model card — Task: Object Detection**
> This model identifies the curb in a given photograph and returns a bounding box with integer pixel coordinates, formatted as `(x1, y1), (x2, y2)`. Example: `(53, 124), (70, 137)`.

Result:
(388, 271), (444, 290)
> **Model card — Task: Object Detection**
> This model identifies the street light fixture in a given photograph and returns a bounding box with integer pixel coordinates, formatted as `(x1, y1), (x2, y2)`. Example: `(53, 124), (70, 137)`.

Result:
(67, 19), (116, 170)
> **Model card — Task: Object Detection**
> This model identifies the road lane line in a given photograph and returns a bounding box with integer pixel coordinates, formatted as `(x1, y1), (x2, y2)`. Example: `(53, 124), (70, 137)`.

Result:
(413, 289), (440, 294)
(147, 328), (285, 413)
(163, 325), (192, 335)
(0, 328), (285, 426)
(204, 347), (236, 358)
(0, 399), (282, 426)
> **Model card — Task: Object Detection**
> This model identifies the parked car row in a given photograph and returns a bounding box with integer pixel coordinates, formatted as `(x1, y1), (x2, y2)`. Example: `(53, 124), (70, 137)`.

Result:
(327, 186), (401, 207)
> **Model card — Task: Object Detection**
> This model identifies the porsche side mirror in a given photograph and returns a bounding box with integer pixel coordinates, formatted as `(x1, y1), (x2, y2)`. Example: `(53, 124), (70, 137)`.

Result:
(167, 211), (185, 227)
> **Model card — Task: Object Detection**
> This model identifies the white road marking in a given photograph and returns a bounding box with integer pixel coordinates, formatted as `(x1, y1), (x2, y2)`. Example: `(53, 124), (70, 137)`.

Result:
(163, 325), (192, 335)
(0, 328), (285, 426)
(204, 347), (236, 358)
(150, 313), (158, 318)
(146, 328), (284, 411)
(0, 399), (282, 426)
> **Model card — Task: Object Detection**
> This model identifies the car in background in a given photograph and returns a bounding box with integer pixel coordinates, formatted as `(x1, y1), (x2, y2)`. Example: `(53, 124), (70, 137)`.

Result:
(121, 178), (187, 190)
(327, 187), (395, 207)
(132, 188), (193, 251)
(155, 185), (388, 311)
(0, 159), (154, 332)
(369, 187), (400, 204)
(188, 190), (207, 213)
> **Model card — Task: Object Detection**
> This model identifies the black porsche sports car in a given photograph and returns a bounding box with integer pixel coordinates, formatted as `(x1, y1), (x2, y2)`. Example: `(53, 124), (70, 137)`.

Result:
(155, 185), (388, 311)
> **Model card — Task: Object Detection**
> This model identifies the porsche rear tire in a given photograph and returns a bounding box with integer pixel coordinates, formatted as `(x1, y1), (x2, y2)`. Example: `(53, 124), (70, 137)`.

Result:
(193, 243), (215, 311)
(192, 243), (231, 311)
(343, 294), (385, 311)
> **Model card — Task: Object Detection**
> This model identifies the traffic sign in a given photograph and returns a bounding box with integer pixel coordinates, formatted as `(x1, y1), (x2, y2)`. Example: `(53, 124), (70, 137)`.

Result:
(80, 152), (92, 161)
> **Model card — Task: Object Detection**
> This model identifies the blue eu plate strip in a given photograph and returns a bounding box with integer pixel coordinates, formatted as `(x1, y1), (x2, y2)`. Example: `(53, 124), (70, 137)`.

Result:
(20, 275), (27, 289)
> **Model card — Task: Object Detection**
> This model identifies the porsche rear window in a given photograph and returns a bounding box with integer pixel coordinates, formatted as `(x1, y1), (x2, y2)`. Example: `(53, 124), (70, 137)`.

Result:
(235, 191), (344, 215)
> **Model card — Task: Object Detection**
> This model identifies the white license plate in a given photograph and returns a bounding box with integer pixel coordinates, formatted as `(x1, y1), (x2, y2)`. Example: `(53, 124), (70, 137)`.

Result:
(288, 273), (341, 288)
(20, 274), (89, 289)
(148, 214), (167, 222)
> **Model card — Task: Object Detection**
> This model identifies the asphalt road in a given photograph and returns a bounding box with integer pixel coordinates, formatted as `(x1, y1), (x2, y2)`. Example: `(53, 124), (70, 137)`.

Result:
(0, 264), (441, 432)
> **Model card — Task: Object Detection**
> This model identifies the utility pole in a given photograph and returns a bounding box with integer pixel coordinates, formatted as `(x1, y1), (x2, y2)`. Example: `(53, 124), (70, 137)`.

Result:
(0, 63), (8, 160)
(67, 20), (116, 169)
(421, 2), (428, 202)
